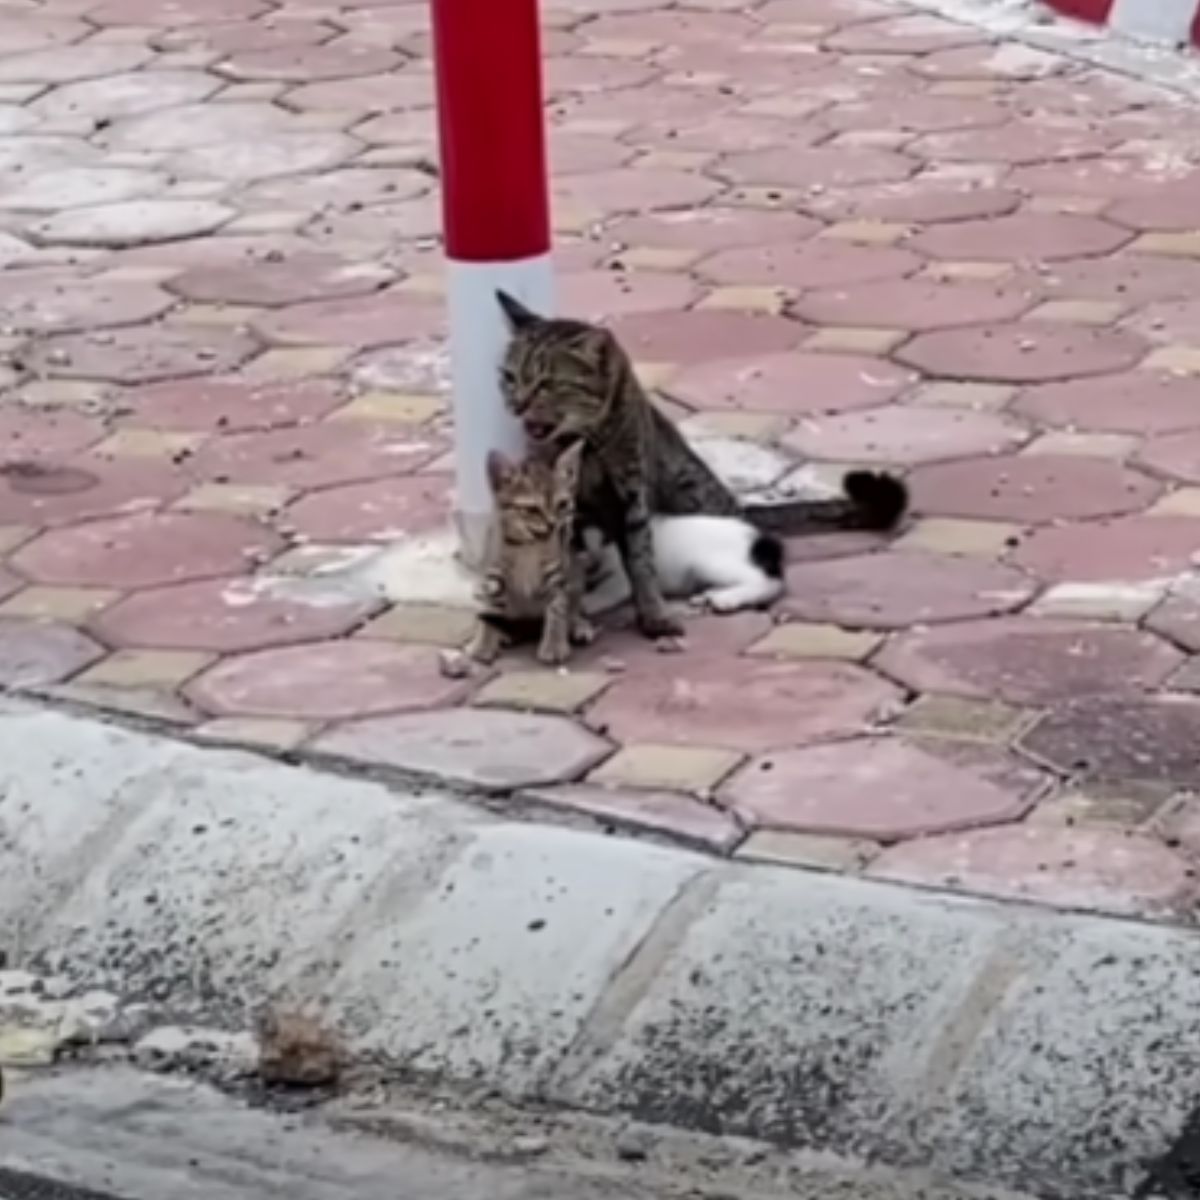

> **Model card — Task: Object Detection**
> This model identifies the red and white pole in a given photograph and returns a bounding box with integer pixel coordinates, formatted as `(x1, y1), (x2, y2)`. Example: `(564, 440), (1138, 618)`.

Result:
(431, 0), (554, 568)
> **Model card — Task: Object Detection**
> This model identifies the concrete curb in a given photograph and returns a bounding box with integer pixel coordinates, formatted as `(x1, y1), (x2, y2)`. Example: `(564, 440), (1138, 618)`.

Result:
(2, 699), (1197, 1199)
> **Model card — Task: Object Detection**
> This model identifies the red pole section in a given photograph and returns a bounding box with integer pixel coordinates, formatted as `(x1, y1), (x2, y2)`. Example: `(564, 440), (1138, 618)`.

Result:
(431, 0), (555, 569)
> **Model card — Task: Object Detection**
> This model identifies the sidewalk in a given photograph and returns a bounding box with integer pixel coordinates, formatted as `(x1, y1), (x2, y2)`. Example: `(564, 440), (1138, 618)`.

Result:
(0, 0), (1200, 923)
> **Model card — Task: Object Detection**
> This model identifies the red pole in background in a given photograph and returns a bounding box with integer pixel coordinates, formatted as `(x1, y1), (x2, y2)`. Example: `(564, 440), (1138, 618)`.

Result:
(431, 0), (554, 568)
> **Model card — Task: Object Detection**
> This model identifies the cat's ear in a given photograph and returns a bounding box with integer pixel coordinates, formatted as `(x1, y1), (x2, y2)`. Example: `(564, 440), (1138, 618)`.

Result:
(496, 290), (541, 331)
(486, 450), (514, 490)
(554, 439), (584, 487)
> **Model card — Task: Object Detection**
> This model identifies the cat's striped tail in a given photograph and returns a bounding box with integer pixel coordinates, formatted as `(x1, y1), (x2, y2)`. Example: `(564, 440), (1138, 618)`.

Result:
(743, 470), (908, 535)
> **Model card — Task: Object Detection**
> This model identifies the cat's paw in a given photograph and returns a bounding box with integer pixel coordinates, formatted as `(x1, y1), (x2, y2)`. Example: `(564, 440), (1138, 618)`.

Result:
(687, 592), (712, 611)
(570, 617), (596, 646)
(638, 610), (685, 640)
(466, 622), (504, 664)
(537, 638), (572, 666)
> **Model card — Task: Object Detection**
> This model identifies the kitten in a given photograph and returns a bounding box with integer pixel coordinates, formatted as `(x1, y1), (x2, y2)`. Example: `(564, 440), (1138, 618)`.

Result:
(466, 440), (593, 666)
(496, 290), (906, 641)
(582, 516), (784, 616)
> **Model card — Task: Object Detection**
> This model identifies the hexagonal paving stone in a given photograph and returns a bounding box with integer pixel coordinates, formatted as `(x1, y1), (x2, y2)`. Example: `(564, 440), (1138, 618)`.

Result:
(1121, 299), (1200, 347)
(585, 656), (900, 753)
(0, 14), (89, 54)
(911, 454), (1160, 522)
(0, 44), (152, 85)
(910, 213), (1131, 262)
(1014, 373), (1200, 435)
(606, 309), (806, 363)
(553, 167), (720, 215)
(699, 240), (921, 290)
(239, 166), (431, 214)
(1038, 254), (1200, 305)
(30, 70), (221, 123)
(606, 207), (821, 252)
(151, 18), (335, 55)
(215, 42), (401, 81)
(87, 0), (266, 25)
(782, 552), (1035, 629)
(27, 200), (235, 248)
(1137, 431), (1200, 484)
(1021, 694), (1200, 786)
(1147, 580), (1200, 652)
(1014, 516), (1200, 582)
(721, 737), (1038, 839)
(666, 352), (914, 414)
(897, 323), (1147, 384)
(27, 324), (259, 383)
(868, 825), (1195, 916)
(0, 274), (172, 334)
(283, 70), (435, 114)
(0, 136), (101, 178)
(783, 406), (1028, 464)
(791, 280), (1037, 332)
(820, 95), (1007, 135)
(0, 617), (103, 688)
(192, 422), (445, 489)
(313, 707), (612, 789)
(719, 147), (914, 190)
(13, 511), (280, 589)
(0, 458), (188, 528)
(170, 133), (360, 184)
(805, 181), (1020, 225)
(119, 378), (344, 433)
(187, 641), (473, 720)
(286, 474), (450, 543)
(544, 53), (658, 97)
(0, 167), (167, 213)
(306, 196), (443, 246)
(91, 576), (380, 652)
(1108, 188), (1200, 233)
(911, 43), (1064, 81)
(0, 409), (104, 459)
(911, 122), (1115, 167)
(168, 254), (393, 307)
(253, 292), (445, 348)
(876, 618), (1183, 705)
(558, 270), (700, 320)
(101, 103), (298, 152)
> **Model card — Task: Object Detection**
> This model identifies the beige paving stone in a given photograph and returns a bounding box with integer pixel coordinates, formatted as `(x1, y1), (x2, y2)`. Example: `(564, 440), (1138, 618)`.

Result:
(590, 742), (744, 794)
(475, 669), (612, 714)
(895, 694), (1035, 743)
(805, 327), (906, 354)
(1133, 231), (1200, 258)
(1148, 487), (1200, 517)
(77, 649), (214, 688)
(698, 286), (793, 314)
(820, 220), (910, 245)
(746, 622), (882, 661)
(240, 347), (350, 381)
(896, 517), (1022, 557)
(358, 603), (475, 646)
(908, 381), (1015, 410)
(93, 429), (205, 459)
(1143, 345), (1200, 374)
(1021, 431), (1138, 459)
(0, 586), (118, 623)
(735, 829), (881, 872)
(923, 260), (1012, 282)
(175, 483), (291, 515)
(193, 717), (312, 751)
(330, 392), (443, 423)
(1026, 299), (1123, 326)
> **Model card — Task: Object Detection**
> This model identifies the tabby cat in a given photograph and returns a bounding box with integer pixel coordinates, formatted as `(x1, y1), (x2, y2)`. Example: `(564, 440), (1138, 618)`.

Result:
(495, 290), (907, 638)
(465, 439), (593, 666)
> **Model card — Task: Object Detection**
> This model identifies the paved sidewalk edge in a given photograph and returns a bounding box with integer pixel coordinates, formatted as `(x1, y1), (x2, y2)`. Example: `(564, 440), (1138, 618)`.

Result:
(1, 699), (1197, 1199)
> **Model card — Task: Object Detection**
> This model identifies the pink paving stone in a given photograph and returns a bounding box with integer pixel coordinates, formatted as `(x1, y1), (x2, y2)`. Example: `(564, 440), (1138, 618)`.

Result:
(910, 213), (1132, 263)
(0, 459), (188, 528)
(550, 133), (635, 174)
(151, 18), (336, 54)
(31, 70), (221, 124)
(0, 618), (103, 688)
(352, 109), (439, 150)
(607, 208), (822, 252)
(171, 133), (360, 185)
(0, 44), (152, 85)
(313, 707), (612, 789)
(910, 43), (1064, 80)
(782, 552), (1035, 629)
(783, 406), (1028, 464)
(191, 421), (444, 489)
(1037, 255), (1200, 305)
(911, 455), (1159, 523)
(119, 378), (344, 433)
(553, 84), (738, 127)
(0, 167), (167, 214)
(90, 576), (381, 652)
(1014, 373), (1200, 435)
(13, 511), (281, 589)
(186, 641), (472, 719)
(0, 15), (88, 53)
(553, 168), (720, 215)
(1021, 693), (1200, 786)
(558, 269), (699, 320)
(583, 9), (757, 40)
(897, 324), (1146, 384)
(215, 42), (401, 81)
(868, 825), (1194, 916)
(626, 114), (821, 156)
(0, 274), (172, 334)
(285, 474), (449, 542)
(0, 409), (104, 459)
(26, 325), (259, 384)
(804, 182), (1021, 225)
(1010, 158), (1200, 202)
(876, 618), (1183, 705)
(281, 70), (435, 114)
(253, 292), (444, 349)
(666, 352), (913, 414)
(239, 166), (431, 212)
(585, 656), (900, 753)
(521, 784), (743, 851)
(306, 197), (443, 247)
(86, 0), (267, 25)
(820, 95), (1007, 134)
(699, 241), (921, 290)
(791, 280), (1037, 332)
(1137, 431), (1200, 484)
(718, 147), (914, 190)
(1150, 587), (1200, 654)
(721, 738), (1037, 839)
(606, 310), (806, 363)
(544, 55), (658, 97)
(168, 255), (393, 307)
(824, 13), (983, 53)
(1123, 300), (1200, 346)
(101, 103), (299, 152)
(27, 200), (236, 249)
(1108, 189), (1200, 233)
(1014, 516), (1200, 583)
(911, 122), (1115, 167)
